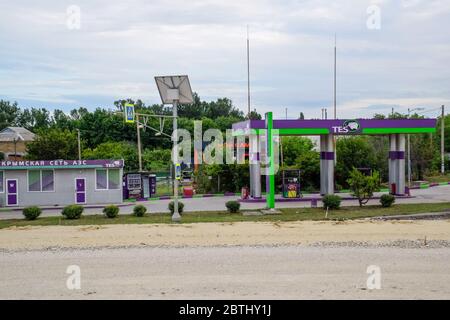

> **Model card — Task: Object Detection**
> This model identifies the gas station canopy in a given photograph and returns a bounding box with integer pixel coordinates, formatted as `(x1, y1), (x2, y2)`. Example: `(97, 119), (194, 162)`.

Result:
(232, 119), (437, 136)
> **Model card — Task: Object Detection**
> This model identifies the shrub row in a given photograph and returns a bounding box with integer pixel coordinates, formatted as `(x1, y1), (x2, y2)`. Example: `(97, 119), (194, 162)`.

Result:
(20, 194), (395, 221)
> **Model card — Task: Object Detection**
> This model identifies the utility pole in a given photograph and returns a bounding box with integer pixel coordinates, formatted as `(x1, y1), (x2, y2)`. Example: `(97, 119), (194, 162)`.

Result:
(334, 34), (337, 120)
(13, 137), (17, 161)
(285, 107), (288, 120)
(76, 129), (81, 160)
(172, 100), (180, 222)
(247, 25), (251, 117)
(442, 105), (445, 174)
(136, 115), (143, 172)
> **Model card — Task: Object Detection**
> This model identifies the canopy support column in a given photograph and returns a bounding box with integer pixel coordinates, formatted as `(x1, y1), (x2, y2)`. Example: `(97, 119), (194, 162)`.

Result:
(320, 134), (335, 195)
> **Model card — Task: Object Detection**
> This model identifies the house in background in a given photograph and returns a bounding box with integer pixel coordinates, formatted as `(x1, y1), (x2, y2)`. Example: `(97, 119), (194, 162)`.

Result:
(0, 127), (36, 160)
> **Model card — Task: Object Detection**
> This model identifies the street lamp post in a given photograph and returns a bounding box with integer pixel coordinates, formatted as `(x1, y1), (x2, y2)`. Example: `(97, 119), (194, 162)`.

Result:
(155, 75), (194, 223)
(76, 129), (81, 161)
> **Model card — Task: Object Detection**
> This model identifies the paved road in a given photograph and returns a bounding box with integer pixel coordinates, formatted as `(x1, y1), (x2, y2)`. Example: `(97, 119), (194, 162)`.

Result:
(1, 246), (449, 299)
(1, 185), (450, 220)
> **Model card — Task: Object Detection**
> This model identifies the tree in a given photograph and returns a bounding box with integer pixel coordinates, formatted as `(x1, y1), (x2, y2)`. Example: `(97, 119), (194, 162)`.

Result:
(347, 168), (381, 207)
(247, 110), (262, 120)
(142, 148), (171, 172)
(281, 137), (320, 190)
(26, 128), (78, 160)
(336, 136), (378, 188)
(0, 100), (21, 130)
(83, 141), (138, 172)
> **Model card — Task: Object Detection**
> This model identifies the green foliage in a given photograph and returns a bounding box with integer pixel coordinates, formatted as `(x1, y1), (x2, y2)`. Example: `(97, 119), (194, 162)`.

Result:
(347, 168), (381, 207)
(380, 194), (395, 208)
(168, 201), (184, 214)
(22, 206), (42, 220)
(62, 205), (84, 219)
(225, 200), (241, 213)
(103, 205), (120, 218)
(83, 141), (138, 172)
(336, 137), (378, 188)
(281, 137), (320, 190)
(133, 205), (147, 217)
(142, 148), (171, 172)
(322, 195), (342, 210)
(26, 128), (78, 160)
(0, 100), (21, 130)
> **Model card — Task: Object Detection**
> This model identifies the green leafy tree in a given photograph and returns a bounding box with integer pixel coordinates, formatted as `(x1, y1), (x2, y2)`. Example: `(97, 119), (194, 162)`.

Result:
(336, 137), (378, 187)
(347, 168), (381, 207)
(142, 148), (171, 172)
(26, 128), (78, 160)
(83, 141), (138, 172)
(0, 100), (21, 130)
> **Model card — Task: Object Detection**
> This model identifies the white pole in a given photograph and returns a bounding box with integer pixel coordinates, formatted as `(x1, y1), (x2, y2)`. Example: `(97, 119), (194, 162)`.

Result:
(442, 105), (445, 174)
(172, 100), (180, 222)
(247, 25), (251, 117)
(76, 129), (81, 161)
(136, 115), (143, 172)
(407, 108), (411, 187)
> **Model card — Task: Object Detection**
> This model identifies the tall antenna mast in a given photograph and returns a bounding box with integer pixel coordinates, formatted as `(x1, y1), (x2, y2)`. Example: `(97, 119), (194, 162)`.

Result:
(334, 34), (337, 119)
(247, 25), (251, 117)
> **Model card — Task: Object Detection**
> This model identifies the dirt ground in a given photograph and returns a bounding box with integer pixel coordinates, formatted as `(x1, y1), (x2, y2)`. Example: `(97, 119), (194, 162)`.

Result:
(1, 219), (450, 250)
(1, 220), (450, 299)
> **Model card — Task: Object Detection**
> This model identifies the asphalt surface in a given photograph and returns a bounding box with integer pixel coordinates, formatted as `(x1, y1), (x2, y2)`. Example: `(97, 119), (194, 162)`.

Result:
(1, 185), (450, 219)
(1, 246), (450, 299)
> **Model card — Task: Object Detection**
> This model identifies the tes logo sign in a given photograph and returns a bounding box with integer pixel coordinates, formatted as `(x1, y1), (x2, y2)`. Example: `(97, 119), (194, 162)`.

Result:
(332, 120), (361, 134)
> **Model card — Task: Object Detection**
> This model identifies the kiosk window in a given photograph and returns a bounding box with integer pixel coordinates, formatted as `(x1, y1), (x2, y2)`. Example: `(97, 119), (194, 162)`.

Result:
(96, 169), (108, 190)
(96, 169), (120, 190)
(108, 169), (120, 190)
(28, 170), (54, 192)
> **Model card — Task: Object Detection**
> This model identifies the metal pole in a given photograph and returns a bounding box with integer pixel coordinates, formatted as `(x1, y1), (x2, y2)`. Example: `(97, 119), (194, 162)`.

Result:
(407, 109), (411, 187)
(136, 115), (143, 172)
(334, 34), (337, 119)
(76, 129), (81, 160)
(442, 105), (445, 174)
(172, 100), (180, 222)
(13, 138), (17, 161)
(247, 25), (251, 117)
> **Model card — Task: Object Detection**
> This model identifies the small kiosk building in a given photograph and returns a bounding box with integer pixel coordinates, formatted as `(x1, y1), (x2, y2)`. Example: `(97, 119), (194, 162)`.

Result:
(0, 159), (124, 207)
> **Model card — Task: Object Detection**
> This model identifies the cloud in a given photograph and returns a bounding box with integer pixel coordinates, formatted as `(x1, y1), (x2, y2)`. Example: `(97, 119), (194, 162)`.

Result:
(0, 0), (449, 119)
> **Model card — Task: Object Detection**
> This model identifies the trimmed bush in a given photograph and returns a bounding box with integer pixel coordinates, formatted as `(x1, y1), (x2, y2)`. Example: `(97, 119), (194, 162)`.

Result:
(103, 205), (119, 218)
(23, 206), (42, 220)
(380, 194), (395, 208)
(322, 195), (342, 210)
(168, 201), (184, 214)
(225, 200), (241, 213)
(133, 204), (147, 217)
(62, 205), (84, 219)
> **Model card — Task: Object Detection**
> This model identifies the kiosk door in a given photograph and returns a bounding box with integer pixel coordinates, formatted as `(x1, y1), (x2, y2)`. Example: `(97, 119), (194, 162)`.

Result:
(75, 178), (86, 204)
(6, 179), (18, 206)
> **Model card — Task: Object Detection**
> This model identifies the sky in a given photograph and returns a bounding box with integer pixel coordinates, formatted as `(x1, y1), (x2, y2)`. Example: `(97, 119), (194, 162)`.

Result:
(0, 0), (449, 119)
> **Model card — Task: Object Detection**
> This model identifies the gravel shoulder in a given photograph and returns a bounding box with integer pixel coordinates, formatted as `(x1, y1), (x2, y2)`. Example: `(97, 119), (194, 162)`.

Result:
(1, 219), (450, 251)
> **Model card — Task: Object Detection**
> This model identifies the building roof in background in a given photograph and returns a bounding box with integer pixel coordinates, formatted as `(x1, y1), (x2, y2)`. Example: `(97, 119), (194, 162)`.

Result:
(0, 127), (36, 142)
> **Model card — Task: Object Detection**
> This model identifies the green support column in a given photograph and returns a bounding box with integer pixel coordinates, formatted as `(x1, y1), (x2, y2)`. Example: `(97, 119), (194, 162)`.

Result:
(265, 112), (275, 209)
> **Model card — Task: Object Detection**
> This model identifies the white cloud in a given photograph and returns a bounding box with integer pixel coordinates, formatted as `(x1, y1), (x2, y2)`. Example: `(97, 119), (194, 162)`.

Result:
(0, 0), (449, 119)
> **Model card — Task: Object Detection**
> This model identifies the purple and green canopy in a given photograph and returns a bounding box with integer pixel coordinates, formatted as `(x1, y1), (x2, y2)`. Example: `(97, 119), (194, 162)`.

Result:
(232, 119), (437, 136)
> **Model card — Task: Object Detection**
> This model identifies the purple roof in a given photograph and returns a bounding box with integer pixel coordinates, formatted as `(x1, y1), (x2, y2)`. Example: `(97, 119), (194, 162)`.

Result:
(232, 119), (437, 130)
